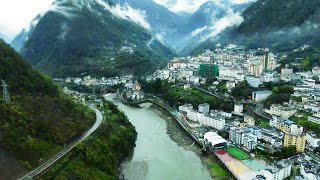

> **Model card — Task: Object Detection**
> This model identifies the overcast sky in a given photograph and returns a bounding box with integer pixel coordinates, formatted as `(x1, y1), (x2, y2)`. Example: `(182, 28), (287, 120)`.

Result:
(0, 0), (55, 39)
(0, 0), (254, 40)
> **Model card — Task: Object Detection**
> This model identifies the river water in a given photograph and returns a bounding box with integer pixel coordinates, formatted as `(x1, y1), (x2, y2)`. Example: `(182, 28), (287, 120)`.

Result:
(104, 94), (211, 180)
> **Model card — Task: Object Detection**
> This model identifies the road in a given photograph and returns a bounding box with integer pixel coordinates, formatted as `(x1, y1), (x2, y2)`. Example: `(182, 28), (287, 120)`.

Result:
(18, 105), (103, 180)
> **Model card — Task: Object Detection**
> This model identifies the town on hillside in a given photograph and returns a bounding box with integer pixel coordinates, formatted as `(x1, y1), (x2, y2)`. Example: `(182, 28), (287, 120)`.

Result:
(56, 44), (320, 180)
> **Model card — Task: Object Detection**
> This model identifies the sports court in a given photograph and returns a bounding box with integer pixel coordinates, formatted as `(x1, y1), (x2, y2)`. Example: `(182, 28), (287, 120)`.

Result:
(225, 147), (251, 160)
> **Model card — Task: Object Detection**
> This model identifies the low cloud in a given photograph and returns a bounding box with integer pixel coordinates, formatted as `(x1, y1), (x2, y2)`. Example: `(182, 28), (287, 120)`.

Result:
(208, 11), (243, 38)
(96, 0), (151, 30)
(153, 0), (256, 13)
(191, 26), (208, 36)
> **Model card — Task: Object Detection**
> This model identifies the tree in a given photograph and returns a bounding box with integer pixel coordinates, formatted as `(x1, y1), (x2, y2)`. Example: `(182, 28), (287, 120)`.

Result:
(301, 58), (310, 70)
(217, 82), (227, 93)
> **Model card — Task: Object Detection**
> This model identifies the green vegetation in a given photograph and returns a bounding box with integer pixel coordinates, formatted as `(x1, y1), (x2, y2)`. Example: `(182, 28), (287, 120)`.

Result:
(289, 113), (320, 135)
(216, 81), (228, 94)
(226, 147), (251, 160)
(42, 100), (137, 179)
(0, 40), (95, 169)
(18, 1), (174, 77)
(238, 0), (320, 34)
(190, 0), (320, 55)
(209, 162), (229, 178)
(231, 81), (253, 100)
(282, 47), (320, 71)
(264, 84), (294, 108)
(141, 79), (233, 112)
(255, 118), (270, 128)
(253, 146), (297, 160)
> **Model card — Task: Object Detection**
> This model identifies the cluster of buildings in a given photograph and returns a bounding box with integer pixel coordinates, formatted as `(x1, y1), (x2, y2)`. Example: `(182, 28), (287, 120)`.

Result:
(59, 75), (133, 87)
(150, 45), (282, 89)
(270, 117), (306, 152)
(229, 125), (261, 150)
(228, 116), (283, 151)
(179, 104), (226, 130)
(263, 160), (292, 180)
(57, 43), (320, 180)
(265, 104), (297, 118)
(299, 158), (320, 180)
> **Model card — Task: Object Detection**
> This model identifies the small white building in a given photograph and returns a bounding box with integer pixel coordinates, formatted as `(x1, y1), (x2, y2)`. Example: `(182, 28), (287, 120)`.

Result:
(234, 103), (244, 113)
(263, 160), (292, 180)
(265, 104), (297, 118)
(179, 104), (225, 130)
(308, 112), (320, 124)
(252, 91), (272, 102)
(300, 160), (320, 180)
(306, 132), (320, 148)
(198, 103), (210, 114)
(245, 75), (261, 88)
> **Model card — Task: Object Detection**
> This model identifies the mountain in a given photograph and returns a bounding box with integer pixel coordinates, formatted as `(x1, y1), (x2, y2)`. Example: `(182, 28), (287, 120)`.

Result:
(14, 0), (175, 77)
(190, 0), (320, 54)
(115, 0), (188, 50)
(181, 1), (252, 53)
(0, 40), (95, 178)
(188, 1), (227, 30)
(0, 32), (11, 43)
(111, 0), (251, 52)
(11, 14), (43, 52)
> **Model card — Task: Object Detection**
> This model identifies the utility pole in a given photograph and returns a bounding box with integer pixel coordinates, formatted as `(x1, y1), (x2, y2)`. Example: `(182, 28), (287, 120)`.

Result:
(2, 80), (10, 103)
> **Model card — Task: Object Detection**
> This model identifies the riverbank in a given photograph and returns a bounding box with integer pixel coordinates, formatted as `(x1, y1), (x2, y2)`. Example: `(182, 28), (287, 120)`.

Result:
(150, 105), (232, 180)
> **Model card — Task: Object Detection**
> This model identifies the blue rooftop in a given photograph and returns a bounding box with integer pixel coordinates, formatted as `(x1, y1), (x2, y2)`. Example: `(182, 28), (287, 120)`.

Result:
(284, 120), (294, 125)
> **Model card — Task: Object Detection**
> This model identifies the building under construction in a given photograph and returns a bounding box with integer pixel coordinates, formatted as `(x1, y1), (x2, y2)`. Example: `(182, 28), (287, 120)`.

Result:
(199, 64), (219, 80)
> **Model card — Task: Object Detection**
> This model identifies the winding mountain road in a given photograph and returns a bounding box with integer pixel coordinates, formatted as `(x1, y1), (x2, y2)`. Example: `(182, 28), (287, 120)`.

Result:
(18, 105), (103, 180)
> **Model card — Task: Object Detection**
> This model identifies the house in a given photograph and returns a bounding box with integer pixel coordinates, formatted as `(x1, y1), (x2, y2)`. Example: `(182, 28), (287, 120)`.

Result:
(245, 75), (261, 88)
(300, 160), (320, 180)
(308, 112), (320, 124)
(263, 160), (292, 180)
(252, 91), (272, 102)
(306, 132), (320, 148)
(265, 104), (297, 118)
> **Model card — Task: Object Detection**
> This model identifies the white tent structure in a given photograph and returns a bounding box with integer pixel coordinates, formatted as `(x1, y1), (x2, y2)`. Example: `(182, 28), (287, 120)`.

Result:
(204, 132), (227, 148)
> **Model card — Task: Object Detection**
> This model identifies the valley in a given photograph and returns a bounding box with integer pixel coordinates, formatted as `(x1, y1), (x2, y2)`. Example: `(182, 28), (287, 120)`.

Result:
(1, 0), (320, 179)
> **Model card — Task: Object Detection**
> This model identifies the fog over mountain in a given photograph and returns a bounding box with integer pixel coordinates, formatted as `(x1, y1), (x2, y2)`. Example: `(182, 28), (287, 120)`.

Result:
(153, 0), (256, 13)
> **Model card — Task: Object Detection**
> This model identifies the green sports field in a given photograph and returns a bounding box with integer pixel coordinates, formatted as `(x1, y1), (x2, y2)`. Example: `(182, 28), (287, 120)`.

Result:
(226, 147), (251, 160)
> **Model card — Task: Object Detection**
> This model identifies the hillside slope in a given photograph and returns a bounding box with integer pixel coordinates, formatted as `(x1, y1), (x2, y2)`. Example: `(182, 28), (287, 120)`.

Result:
(14, 0), (175, 77)
(0, 40), (95, 178)
(190, 0), (320, 54)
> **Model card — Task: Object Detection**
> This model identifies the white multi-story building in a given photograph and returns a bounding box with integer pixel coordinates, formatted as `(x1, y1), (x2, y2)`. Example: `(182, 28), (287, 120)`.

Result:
(179, 104), (225, 130)
(261, 71), (279, 83)
(281, 68), (294, 81)
(229, 126), (261, 150)
(219, 66), (244, 80)
(263, 160), (292, 180)
(84, 76), (96, 86)
(308, 112), (320, 124)
(245, 75), (261, 88)
(234, 103), (243, 113)
(265, 104), (297, 118)
(306, 132), (320, 148)
(260, 128), (283, 148)
(248, 63), (264, 76)
(300, 160), (320, 180)
(270, 116), (303, 135)
(198, 103), (210, 114)
(252, 91), (272, 102)
(312, 66), (320, 76)
(304, 102), (320, 112)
